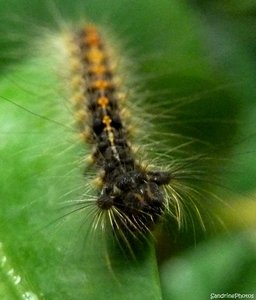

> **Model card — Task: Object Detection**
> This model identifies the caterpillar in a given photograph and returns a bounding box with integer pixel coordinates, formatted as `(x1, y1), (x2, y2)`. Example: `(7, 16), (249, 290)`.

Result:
(66, 25), (173, 235)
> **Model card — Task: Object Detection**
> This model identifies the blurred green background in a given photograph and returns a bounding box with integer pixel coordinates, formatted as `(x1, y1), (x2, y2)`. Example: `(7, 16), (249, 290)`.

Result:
(0, 0), (255, 299)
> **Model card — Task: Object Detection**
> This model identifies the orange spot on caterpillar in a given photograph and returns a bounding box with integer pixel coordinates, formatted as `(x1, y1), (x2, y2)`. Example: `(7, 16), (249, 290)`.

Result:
(88, 64), (108, 75)
(102, 115), (112, 127)
(84, 34), (101, 47)
(85, 48), (105, 64)
(97, 96), (109, 108)
(89, 80), (113, 90)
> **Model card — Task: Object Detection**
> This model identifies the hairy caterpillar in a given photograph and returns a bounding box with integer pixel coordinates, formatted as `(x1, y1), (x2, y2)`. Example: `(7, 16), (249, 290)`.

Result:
(1, 1), (256, 300)
(67, 25), (174, 235)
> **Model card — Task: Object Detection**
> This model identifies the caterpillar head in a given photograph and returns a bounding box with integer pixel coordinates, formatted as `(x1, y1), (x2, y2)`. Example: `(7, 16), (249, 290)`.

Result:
(97, 170), (171, 231)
